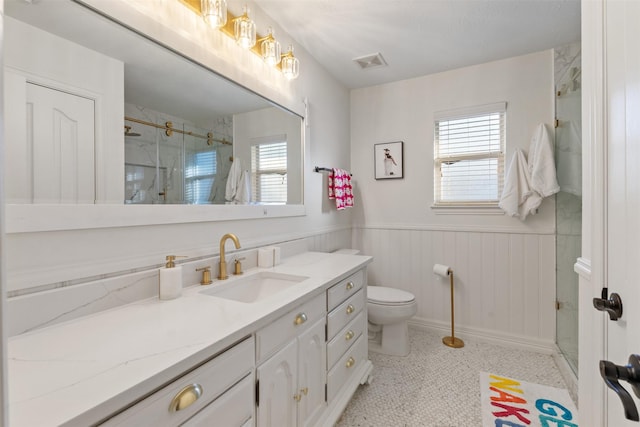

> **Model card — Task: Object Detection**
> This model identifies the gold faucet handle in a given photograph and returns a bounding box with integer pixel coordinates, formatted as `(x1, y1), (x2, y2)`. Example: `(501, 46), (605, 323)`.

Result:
(165, 255), (187, 268)
(234, 257), (245, 275)
(196, 266), (212, 285)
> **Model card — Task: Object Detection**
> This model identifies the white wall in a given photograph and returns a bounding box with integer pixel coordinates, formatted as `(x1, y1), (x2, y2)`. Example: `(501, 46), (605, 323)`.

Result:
(350, 51), (557, 349)
(4, 1), (352, 297)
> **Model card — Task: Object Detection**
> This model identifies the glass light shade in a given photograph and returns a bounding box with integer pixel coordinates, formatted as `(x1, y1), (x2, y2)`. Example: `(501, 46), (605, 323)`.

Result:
(201, 0), (227, 28)
(261, 28), (281, 66)
(281, 45), (300, 80)
(234, 5), (256, 49)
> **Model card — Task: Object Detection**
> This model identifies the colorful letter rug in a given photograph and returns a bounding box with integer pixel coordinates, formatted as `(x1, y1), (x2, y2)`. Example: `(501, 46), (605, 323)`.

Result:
(480, 372), (578, 426)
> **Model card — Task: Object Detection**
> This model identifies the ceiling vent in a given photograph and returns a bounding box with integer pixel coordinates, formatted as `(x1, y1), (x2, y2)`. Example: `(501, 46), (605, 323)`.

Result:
(353, 52), (387, 70)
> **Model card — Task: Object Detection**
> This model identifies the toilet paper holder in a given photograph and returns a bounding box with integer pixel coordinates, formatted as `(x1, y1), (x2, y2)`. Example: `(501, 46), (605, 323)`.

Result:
(434, 264), (464, 349)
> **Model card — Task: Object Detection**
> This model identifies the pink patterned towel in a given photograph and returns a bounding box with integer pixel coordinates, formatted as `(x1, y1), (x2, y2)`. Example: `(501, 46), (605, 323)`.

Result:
(328, 168), (354, 210)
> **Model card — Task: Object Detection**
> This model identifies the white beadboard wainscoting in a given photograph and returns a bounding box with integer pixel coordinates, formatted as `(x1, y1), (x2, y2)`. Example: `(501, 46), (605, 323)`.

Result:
(353, 225), (556, 353)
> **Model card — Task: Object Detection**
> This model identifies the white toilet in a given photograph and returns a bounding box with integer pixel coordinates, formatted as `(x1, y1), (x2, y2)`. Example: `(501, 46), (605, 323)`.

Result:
(367, 286), (417, 356)
(334, 249), (417, 357)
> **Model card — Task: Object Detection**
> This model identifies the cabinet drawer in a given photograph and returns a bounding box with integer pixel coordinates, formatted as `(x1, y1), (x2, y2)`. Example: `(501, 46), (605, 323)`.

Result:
(327, 289), (364, 340)
(327, 270), (364, 311)
(327, 310), (365, 369)
(184, 374), (253, 426)
(326, 334), (367, 403)
(102, 337), (254, 426)
(256, 293), (325, 362)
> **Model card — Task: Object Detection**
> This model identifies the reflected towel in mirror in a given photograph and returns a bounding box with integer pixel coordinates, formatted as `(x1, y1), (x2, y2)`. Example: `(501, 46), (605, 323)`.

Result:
(226, 158), (251, 204)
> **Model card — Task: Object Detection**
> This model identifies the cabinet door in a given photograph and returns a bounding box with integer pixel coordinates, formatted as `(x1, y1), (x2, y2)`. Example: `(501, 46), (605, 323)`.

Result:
(257, 339), (298, 427)
(297, 318), (327, 427)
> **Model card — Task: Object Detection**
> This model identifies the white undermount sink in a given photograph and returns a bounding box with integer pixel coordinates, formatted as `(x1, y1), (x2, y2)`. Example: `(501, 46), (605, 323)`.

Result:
(200, 271), (309, 303)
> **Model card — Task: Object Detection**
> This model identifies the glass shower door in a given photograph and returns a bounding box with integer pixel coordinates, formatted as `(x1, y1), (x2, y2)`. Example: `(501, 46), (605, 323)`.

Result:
(554, 49), (582, 375)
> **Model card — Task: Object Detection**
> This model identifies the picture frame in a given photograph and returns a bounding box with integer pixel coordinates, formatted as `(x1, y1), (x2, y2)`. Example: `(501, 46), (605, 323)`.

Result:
(374, 141), (404, 179)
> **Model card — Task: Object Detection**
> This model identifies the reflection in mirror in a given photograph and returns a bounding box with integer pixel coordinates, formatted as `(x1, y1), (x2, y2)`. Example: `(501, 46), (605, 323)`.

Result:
(4, 0), (304, 206)
(123, 105), (234, 204)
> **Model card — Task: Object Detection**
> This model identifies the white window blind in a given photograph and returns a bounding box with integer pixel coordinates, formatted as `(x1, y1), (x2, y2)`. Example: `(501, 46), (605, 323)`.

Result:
(251, 140), (287, 204)
(434, 103), (506, 206)
(185, 149), (217, 204)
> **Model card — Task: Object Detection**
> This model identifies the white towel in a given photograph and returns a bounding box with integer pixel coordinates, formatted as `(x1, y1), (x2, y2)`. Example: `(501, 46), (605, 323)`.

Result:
(528, 124), (560, 197)
(225, 158), (241, 202)
(499, 149), (542, 220)
(236, 170), (251, 204)
(209, 146), (233, 203)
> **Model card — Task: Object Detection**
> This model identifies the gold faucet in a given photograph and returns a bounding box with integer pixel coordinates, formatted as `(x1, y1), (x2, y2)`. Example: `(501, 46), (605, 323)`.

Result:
(218, 233), (241, 280)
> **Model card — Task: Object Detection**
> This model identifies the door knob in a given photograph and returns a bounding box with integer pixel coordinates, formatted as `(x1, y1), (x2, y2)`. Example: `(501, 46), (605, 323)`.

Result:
(593, 291), (623, 321)
(600, 354), (640, 421)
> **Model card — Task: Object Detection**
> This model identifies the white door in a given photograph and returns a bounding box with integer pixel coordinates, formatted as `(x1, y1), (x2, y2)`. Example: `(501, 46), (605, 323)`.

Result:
(26, 82), (95, 203)
(603, 0), (640, 425)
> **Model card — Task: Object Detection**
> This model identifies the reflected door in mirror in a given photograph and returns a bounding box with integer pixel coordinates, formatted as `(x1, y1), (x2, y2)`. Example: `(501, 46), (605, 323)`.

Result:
(26, 83), (95, 203)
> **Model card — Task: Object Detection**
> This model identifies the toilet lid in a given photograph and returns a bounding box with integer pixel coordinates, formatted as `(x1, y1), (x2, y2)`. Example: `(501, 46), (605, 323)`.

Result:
(368, 286), (415, 304)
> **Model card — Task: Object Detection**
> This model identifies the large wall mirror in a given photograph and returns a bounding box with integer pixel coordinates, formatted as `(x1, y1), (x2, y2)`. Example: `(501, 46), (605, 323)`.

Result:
(4, 0), (304, 230)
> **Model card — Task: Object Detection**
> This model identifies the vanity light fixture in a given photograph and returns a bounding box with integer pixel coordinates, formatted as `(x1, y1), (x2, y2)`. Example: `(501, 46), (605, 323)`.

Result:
(233, 5), (256, 49)
(201, 0), (227, 28)
(260, 27), (281, 66)
(281, 45), (300, 80)
(180, 0), (300, 79)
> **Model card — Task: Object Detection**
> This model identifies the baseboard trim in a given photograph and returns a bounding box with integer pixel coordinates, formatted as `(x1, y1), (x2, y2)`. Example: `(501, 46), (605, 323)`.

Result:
(408, 317), (556, 355)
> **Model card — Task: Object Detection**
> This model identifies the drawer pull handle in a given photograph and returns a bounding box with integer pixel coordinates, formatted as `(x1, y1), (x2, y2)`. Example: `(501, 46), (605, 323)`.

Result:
(294, 393), (302, 402)
(346, 304), (355, 315)
(169, 383), (203, 412)
(346, 357), (356, 368)
(346, 281), (354, 290)
(301, 387), (309, 395)
(294, 313), (307, 326)
(345, 330), (355, 341)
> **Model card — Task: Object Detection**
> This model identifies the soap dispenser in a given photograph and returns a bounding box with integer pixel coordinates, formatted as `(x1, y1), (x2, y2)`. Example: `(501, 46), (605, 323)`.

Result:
(159, 255), (185, 300)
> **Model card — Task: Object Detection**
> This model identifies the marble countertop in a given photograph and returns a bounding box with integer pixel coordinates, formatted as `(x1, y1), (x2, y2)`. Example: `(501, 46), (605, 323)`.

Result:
(8, 251), (371, 427)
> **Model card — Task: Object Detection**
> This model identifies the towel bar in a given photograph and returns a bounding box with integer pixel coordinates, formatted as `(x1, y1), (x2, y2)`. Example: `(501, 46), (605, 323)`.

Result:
(314, 166), (352, 176)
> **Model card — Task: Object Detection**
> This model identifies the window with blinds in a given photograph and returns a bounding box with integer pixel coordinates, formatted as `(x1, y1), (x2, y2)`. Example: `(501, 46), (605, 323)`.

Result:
(185, 149), (217, 204)
(434, 102), (506, 207)
(251, 140), (287, 204)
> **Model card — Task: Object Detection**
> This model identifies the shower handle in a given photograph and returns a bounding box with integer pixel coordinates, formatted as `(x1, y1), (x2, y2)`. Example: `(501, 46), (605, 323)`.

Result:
(593, 290), (623, 321)
(600, 355), (640, 421)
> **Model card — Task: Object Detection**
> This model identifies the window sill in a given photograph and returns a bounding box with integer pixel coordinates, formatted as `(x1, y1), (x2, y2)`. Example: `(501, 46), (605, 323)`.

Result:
(430, 204), (505, 215)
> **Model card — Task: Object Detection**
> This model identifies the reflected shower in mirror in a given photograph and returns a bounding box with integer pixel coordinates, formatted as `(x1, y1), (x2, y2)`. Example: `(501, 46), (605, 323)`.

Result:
(123, 105), (234, 205)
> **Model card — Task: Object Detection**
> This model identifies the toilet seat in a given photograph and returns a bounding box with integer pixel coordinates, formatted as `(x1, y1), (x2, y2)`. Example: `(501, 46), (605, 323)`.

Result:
(368, 286), (415, 306)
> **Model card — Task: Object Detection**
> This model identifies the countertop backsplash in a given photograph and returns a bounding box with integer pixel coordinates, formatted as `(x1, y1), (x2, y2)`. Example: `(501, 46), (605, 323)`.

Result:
(6, 237), (312, 336)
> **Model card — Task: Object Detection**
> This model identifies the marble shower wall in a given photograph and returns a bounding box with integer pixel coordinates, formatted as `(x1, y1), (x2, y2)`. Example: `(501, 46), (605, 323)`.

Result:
(554, 43), (581, 375)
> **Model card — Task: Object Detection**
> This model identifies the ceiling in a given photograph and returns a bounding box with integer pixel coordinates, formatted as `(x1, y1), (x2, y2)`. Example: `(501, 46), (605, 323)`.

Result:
(254, 0), (581, 89)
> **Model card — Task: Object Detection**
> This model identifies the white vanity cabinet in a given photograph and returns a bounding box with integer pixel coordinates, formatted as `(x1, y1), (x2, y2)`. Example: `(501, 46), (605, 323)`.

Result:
(255, 293), (326, 427)
(101, 337), (254, 427)
(325, 270), (368, 403)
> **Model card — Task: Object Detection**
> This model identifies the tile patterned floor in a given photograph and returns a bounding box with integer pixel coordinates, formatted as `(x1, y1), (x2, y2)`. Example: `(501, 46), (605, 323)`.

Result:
(335, 328), (575, 427)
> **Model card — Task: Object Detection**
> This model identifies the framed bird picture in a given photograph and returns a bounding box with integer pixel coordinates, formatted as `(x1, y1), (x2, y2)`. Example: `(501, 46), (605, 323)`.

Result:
(374, 141), (404, 179)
